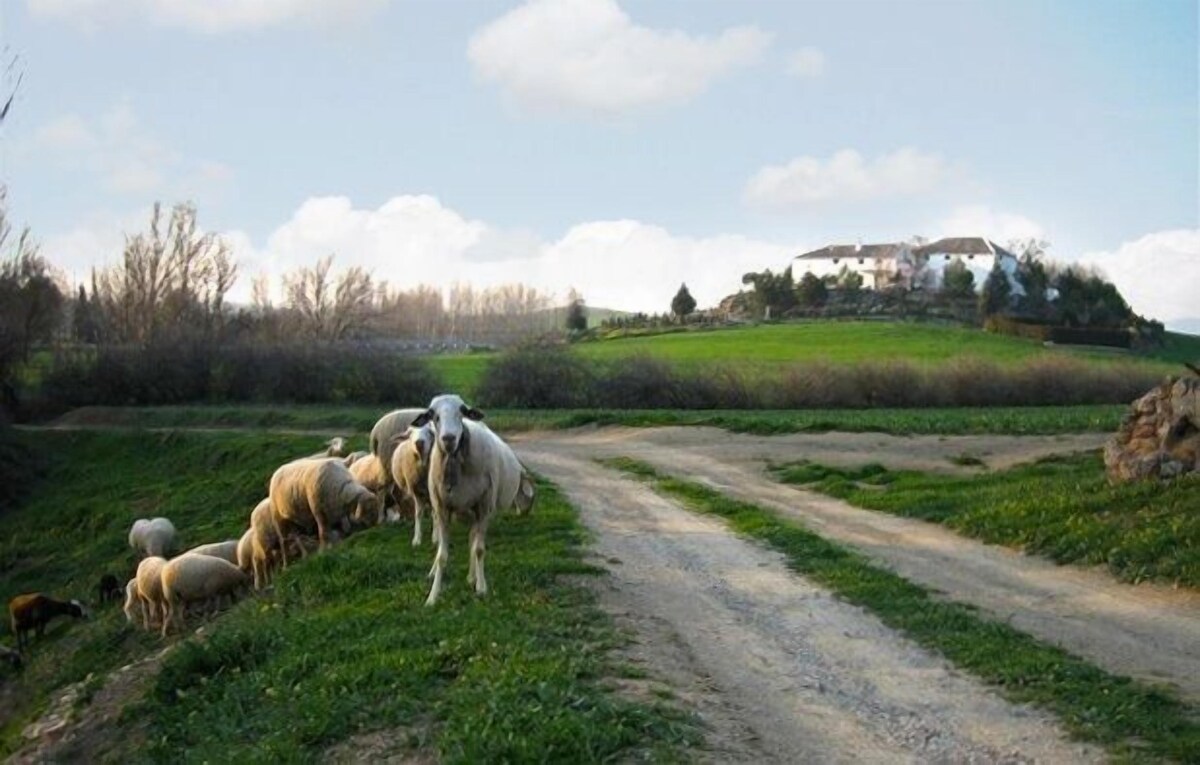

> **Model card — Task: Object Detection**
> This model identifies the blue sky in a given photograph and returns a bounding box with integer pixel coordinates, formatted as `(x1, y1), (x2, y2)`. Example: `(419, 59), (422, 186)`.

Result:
(1, 0), (1197, 328)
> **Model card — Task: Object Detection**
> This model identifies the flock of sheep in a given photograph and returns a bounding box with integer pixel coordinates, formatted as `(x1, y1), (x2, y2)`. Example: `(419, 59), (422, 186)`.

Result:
(5, 394), (537, 657)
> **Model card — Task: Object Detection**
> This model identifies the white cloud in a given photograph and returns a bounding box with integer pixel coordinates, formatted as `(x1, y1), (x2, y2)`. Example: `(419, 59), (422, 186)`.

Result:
(1081, 229), (1200, 330)
(26, 0), (386, 33)
(744, 147), (951, 210)
(209, 194), (792, 311)
(786, 47), (825, 78)
(933, 205), (1046, 245)
(32, 102), (233, 198)
(467, 0), (771, 116)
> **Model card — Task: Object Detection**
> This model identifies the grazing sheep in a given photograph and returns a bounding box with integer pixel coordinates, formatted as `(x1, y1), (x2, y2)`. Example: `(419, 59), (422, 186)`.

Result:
(310, 436), (349, 459)
(128, 517), (177, 558)
(122, 579), (141, 625)
(389, 424), (436, 546)
(248, 498), (282, 590)
(236, 528), (254, 574)
(135, 556), (169, 630)
(348, 453), (390, 525)
(1, 644), (21, 671)
(160, 554), (249, 637)
(341, 450), (369, 467)
(8, 594), (89, 652)
(268, 458), (379, 566)
(411, 394), (529, 605)
(369, 408), (427, 487)
(183, 540), (239, 566)
(96, 573), (122, 604)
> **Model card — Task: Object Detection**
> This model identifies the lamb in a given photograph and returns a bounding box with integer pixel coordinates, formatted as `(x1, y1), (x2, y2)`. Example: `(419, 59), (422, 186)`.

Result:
(411, 394), (530, 605)
(8, 593), (89, 652)
(122, 579), (141, 625)
(248, 498), (281, 589)
(183, 540), (239, 565)
(160, 554), (249, 637)
(236, 528), (254, 574)
(135, 556), (169, 630)
(268, 458), (379, 566)
(348, 453), (390, 525)
(368, 408), (427, 487)
(128, 517), (177, 558)
(389, 423), (436, 546)
(96, 573), (122, 604)
(310, 436), (349, 459)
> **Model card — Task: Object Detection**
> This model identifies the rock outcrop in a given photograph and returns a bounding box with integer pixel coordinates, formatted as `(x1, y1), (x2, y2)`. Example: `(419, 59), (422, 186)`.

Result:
(1104, 373), (1199, 482)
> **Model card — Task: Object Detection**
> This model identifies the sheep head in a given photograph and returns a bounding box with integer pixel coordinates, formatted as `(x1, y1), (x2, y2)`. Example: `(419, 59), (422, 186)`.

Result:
(411, 394), (484, 459)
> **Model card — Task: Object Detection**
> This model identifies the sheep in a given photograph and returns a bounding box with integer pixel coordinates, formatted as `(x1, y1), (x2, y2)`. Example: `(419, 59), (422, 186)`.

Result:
(236, 528), (254, 574)
(389, 423), (437, 546)
(122, 579), (141, 625)
(268, 458), (379, 567)
(410, 394), (530, 605)
(128, 517), (177, 558)
(96, 573), (122, 605)
(369, 408), (428, 487)
(160, 554), (249, 637)
(8, 594), (89, 652)
(135, 556), (169, 630)
(248, 498), (282, 590)
(309, 436), (349, 459)
(183, 539), (240, 566)
(342, 450), (369, 467)
(348, 453), (390, 526)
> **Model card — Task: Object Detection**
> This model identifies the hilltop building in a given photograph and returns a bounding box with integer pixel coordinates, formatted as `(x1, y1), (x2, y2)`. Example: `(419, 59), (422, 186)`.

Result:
(795, 236), (1022, 294)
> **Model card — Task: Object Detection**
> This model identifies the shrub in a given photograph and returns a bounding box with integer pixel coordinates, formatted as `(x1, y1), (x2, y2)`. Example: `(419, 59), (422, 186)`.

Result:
(476, 343), (595, 408)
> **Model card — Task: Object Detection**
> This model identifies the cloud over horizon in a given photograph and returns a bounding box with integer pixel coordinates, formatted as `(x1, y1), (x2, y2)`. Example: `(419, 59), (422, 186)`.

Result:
(467, 0), (771, 117)
(744, 148), (953, 211)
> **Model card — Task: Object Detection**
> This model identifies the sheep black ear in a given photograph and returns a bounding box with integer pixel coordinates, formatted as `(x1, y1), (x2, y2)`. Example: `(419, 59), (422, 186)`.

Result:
(410, 410), (433, 427)
(462, 405), (485, 421)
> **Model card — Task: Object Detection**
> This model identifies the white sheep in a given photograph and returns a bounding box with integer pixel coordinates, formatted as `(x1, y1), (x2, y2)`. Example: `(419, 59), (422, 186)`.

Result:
(236, 528), (254, 574)
(310, 436), (349, 459)
(268, 458), (379, 566)
(248, 498), (280, 590)
(411, 394), (529, 606)
(135, 556), (168, 630)
(128, 517), (177, 558)
(183, 540), (239, 565)
(369, 408), (427, 486)
(160, 554), (249, 636)
(122, 579), (140, 625)
(389, 423), (437, 547)
(341, 450), (369, 467)
(348, 453), (391, 526)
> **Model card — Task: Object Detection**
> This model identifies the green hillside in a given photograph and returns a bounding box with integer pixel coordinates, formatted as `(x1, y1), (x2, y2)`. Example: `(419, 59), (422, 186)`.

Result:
(432, 321), (1190, 396)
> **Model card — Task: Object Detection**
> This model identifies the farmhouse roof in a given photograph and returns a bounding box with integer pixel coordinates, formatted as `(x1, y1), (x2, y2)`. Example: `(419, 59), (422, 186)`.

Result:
(794, 242), (907, 262)
(911, 237), (1015, 258)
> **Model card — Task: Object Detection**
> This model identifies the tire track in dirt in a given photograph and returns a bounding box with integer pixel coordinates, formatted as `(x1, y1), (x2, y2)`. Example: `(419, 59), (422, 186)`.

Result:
(520, 447), (1100, 764)
(513, 426), (1200, 703)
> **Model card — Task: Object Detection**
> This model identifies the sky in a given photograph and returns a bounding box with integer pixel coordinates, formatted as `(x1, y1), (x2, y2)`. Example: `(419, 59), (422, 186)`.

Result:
(0, 0), (1197, 330)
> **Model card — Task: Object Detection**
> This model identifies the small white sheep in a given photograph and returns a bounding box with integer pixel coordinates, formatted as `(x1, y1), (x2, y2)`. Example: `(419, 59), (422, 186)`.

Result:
(128, 518), (177, 558)
(268, 458), (379, 566)
(389, 423), (436, 547)
(122, 579), (141, 625)
(369, 408), (427, 486)
(309, 436), (349, 459)
(248, 498), (280, 590)
(411, 395), (529, 605)
(236, 528), (254, 574)
(135, 556), (168, 630)
(160, 554), (249, 636)
(183, 540), (239, 566)
(349, 453), (390, 525)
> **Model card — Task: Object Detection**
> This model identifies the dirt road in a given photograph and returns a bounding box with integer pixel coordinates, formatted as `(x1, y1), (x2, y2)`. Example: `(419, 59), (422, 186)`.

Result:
(520, 447), (1099, 762)
(507, 426), (1199, 760)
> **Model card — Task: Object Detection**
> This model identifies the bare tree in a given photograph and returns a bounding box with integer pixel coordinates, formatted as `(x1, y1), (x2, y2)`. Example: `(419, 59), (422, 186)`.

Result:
(282, 255), (374, 341)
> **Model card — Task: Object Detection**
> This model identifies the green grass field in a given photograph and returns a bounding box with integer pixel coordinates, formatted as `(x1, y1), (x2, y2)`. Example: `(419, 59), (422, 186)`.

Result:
(50, 403), (1127, 436)
(0, 430), (695, 761)
(609, 457), (1200, 762)
(429, 321), (1192, 396)
(772, 454), (1200, 588)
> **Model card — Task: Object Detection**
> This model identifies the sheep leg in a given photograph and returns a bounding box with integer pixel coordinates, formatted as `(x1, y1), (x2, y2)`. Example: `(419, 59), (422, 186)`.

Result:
(313, 509), (330, 552)
(161, 601), (172, 638)
(470, 514), (490, 596)
(271, 511), (291, 569)
(426, 501), (450, 606)
(411, 495), (424, 547)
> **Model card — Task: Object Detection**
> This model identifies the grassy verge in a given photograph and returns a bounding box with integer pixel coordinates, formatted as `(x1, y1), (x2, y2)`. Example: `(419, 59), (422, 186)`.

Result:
(0, 430), (697, 761)
(48, 403), (1127, 436)
(772, 453), (1200, 588)
(605, 456), (1200, 763)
